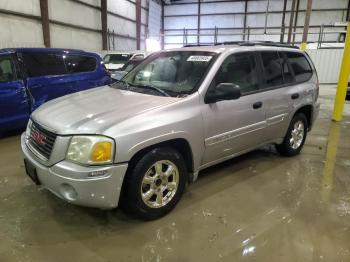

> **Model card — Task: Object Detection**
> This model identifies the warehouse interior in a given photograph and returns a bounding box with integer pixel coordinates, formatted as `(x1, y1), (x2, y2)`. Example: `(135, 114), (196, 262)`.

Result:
(1, 0), (350, 261)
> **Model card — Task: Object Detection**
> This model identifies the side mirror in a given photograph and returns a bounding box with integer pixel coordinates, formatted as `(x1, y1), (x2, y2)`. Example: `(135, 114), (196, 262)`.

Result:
(205, 83), (241, 104)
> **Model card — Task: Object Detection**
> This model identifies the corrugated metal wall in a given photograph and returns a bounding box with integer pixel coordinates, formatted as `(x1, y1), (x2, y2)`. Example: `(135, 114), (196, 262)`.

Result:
(307, 49), (344, 84)
(0, 0), (44, 48)
(164, 0), (349, 48)
(0, 0), (150, 51)
(49, 0), (102, 51)
(148, 0), (161, 41)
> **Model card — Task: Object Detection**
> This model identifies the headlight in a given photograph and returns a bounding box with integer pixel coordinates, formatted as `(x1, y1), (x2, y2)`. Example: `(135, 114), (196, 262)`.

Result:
(66, 136), (115, 165)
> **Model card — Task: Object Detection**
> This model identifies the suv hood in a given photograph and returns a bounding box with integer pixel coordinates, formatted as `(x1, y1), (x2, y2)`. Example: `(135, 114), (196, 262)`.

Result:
(32, 86), (179, 135)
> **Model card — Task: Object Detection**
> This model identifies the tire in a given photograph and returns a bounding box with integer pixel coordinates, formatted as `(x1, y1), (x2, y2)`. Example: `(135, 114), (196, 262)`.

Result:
(121, 147), (187, 220)
(276, 113), (308, 157)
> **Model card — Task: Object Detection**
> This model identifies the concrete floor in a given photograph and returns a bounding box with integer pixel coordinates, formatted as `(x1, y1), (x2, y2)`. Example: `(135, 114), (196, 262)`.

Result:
(1, 85), (350, 262)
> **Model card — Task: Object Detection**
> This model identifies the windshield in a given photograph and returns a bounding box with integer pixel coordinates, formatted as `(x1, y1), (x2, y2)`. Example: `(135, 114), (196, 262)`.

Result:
(121, 59), (143, 72)
(116, 51), (216, 97)
(103, 54), (132, 65)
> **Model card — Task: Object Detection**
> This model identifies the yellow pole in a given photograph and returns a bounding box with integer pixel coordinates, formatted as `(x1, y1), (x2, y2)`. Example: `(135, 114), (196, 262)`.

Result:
(332, 22), (350, 121)
(321, 122), (340, 202)
(300, 42), (307, 51)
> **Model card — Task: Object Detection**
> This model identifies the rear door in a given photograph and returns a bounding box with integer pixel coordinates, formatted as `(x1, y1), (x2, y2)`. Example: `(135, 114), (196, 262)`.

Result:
(257, 50), (297, 142)
(21, 52), (73, 110)
(63, 54), (107, 92)
(201, 51), (267, 166)
(0, 54), (30, 132)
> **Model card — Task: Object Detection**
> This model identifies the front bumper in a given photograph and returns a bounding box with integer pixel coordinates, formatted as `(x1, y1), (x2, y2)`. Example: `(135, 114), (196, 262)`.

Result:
(21, 133), (128, 209)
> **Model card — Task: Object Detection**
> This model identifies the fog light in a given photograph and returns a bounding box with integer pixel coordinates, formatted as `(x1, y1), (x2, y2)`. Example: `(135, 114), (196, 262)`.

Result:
(59, 183), (78, 201)
(89, 170), (108, 177)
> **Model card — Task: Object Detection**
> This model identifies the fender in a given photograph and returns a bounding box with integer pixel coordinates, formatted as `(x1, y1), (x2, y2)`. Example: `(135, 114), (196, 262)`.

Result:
(115, 130), (204, 173)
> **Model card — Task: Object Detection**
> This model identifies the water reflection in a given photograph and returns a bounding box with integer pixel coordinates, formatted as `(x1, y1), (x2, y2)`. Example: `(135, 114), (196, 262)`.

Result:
(141, 223), (178, 262)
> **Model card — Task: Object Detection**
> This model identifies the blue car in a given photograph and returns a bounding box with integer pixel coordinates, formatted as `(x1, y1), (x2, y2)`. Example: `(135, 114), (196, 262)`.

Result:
(0, 48), (111, 134)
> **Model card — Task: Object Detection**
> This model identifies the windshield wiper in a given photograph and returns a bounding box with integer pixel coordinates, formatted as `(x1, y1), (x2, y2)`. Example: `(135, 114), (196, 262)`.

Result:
(130, 84), (171, 97)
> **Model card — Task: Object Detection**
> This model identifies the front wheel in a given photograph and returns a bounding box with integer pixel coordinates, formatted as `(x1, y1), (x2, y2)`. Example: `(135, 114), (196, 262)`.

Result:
(122, 147), (187, 220)
(276, 113), (308, 157)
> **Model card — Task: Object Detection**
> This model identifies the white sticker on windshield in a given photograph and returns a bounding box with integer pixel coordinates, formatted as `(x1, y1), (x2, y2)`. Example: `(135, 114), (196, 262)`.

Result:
(187, 55), (213, 62)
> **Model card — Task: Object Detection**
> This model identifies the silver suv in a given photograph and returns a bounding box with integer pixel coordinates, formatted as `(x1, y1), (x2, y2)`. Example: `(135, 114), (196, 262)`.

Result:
(21, 42), (320, 220)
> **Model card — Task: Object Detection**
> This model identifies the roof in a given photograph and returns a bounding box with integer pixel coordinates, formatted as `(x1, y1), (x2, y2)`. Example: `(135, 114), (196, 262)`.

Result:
(166, 41), (302, 54)
(104, 50), (146, 55)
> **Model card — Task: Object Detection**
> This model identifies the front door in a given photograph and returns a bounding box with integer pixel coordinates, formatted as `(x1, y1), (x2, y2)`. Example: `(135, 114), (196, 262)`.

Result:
(0, 55), (30, 132)
(201, 51), (267, 166)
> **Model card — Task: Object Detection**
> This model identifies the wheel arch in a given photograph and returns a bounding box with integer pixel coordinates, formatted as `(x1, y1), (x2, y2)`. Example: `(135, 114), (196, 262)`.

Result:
(293, 104), (313, 130)
(126, 138), (195, 174)
(118, 138), (195, 206)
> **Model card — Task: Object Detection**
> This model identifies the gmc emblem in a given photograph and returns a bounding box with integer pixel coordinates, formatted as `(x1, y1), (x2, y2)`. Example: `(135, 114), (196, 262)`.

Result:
(31, 131), (46, 146)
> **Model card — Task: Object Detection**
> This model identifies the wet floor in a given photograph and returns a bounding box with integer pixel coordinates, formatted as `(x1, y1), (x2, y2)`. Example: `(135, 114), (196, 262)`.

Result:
(1, 85), (350, 261)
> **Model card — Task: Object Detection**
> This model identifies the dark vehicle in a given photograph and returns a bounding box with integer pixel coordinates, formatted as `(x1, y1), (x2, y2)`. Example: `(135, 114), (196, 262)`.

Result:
(111, 58), (144, 81)
(0, 48), (111, 134)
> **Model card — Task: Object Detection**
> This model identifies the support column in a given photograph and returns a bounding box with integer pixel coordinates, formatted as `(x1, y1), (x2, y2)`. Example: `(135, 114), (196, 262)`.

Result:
(300, 0), (313, 50)
(40, 0), (50, 47)
(197, 0), (201, 45)
(280, 0), (287, 43)
(243, 0), (248, 41)
(101, 0), (108, 50)
(332, 22), (350, 121)
(292, 0), (300, 44)
(136, 0), (142, 50)
(161, 1), (165, 49)
(264, 0), (270, 35)
(287, 0), (296, 43)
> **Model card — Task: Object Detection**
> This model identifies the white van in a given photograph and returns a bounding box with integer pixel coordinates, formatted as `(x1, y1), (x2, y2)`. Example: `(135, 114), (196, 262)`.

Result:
(103, 51), (147, 71)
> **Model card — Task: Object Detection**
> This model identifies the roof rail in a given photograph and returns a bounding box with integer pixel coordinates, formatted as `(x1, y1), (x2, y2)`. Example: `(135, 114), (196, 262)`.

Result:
(215, 41), (299, 49)
(183, 44), (212, 47)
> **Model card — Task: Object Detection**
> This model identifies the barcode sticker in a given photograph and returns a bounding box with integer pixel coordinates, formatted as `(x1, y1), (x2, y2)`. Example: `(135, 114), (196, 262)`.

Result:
(187, 56), (213, 62)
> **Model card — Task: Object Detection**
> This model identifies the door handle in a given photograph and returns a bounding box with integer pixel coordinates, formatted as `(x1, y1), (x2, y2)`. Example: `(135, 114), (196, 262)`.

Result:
(253, 101), (263, 109)
(291, 93), (299, 100)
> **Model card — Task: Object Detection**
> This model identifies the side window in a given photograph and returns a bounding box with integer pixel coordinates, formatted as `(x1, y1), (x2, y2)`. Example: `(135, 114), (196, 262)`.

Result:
(22, 53), (66, 77)
(64, 55), (97, 74)
(261, 51), (284, 87)
(0, 56), (16, 83)
(285, 52), (313, 82)
(211, 52), (259, 94)
(280, 52), (294, 84)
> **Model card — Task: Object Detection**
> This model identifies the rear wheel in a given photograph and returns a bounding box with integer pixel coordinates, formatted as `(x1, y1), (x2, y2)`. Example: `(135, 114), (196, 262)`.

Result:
(276, 113), (308, 157)
(122, 147), (187, 220)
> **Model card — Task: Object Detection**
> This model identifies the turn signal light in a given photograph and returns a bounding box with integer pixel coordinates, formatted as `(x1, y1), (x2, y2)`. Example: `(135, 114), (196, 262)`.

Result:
(90, 142), (113, 162)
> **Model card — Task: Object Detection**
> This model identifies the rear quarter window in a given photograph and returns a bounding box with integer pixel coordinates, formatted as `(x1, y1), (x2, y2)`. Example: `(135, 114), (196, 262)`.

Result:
(22, 53), (66, 77)
(285, 52), (313, 82)
(64, 55), (97, 74)
(260, 51), (284, 87)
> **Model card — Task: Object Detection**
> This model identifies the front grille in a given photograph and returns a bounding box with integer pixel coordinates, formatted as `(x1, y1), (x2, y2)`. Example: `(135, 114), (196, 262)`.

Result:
(28, 121), (57, 160)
